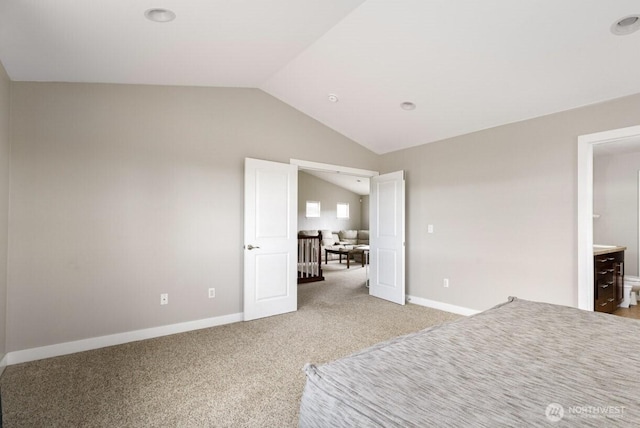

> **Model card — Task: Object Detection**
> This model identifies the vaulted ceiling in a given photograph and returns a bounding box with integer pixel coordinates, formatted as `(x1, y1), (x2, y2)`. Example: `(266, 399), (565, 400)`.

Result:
(1, 0), (640, 154)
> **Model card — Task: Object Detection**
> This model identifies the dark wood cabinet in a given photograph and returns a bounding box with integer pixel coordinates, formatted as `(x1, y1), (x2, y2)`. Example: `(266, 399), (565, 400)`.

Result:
(594, 250), (624, 313)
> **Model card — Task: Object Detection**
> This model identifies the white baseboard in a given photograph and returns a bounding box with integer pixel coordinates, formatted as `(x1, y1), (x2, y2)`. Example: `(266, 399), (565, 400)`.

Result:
(6, 312), (244, 366)
(406, 295), (480, 316)
(4, 299), (476, 366)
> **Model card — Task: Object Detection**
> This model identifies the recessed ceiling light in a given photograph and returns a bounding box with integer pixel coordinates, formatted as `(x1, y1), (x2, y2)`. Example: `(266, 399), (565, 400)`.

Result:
(400, 101), (416, 111)
(328, 94), (339, 103)
(611, 15), (640, 35)
(145, 8), (176, 23)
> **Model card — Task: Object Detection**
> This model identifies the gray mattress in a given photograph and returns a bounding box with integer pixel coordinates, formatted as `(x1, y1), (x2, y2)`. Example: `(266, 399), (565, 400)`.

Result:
(299, 297), (640, 427)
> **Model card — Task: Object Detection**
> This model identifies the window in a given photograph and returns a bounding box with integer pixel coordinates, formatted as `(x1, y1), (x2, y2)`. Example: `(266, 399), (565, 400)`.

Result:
(306, 201), (321, 218)
(337, 203), (349, 219)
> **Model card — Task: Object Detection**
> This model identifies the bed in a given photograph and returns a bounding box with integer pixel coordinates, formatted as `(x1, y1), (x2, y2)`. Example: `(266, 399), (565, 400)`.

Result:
(299, 297), (640, 427)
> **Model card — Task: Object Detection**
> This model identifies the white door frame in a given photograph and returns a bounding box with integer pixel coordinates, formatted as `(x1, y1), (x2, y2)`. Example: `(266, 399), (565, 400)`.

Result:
(290, 159), (379, 179)
(577, 125), (640, 310)
(291, 158), (379, 289)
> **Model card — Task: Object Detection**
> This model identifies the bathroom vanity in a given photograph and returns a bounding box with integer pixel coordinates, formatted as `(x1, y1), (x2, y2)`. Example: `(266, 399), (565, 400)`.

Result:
(593, 246), (625, 313)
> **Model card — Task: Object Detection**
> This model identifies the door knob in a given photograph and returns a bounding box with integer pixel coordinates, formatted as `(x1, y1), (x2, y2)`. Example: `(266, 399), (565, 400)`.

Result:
(246, 245), (260, 250)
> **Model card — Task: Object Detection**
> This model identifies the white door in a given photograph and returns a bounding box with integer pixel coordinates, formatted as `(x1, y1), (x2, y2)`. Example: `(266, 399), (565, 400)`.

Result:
(244, 158), (298, 321)
(369, 171), (405, 305)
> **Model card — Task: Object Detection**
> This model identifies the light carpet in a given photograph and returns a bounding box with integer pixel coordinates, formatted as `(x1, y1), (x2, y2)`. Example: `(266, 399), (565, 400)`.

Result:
(0, 262), (460, 427)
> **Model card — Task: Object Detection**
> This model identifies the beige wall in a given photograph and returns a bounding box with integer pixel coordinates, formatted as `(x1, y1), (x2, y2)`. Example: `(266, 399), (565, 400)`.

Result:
(593, 151), (640, 277)
(7, 83), (378, 352)
(298, 171), (362, 232)
(361, 195), (369, 230)
(380, 93), (640, 311)
(6, 80), (640, 353)
(0, 62), (10, 360)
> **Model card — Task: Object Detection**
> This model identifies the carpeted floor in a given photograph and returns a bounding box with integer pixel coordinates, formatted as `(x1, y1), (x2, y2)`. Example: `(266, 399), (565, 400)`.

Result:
(0, 262), (460, 427)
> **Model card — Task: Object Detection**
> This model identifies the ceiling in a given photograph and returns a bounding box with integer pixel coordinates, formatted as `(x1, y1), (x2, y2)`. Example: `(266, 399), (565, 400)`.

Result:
(302, 170), (370, 196)
(1, 1), (640, 154)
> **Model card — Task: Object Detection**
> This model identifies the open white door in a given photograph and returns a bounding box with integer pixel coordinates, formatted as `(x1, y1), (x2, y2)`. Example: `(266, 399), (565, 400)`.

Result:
(370, 170), (405, 305)
(244, 158), (298, 321)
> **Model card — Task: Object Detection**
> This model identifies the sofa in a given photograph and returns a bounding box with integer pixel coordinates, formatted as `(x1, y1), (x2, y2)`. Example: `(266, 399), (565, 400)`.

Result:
(299, 229), (369, 262)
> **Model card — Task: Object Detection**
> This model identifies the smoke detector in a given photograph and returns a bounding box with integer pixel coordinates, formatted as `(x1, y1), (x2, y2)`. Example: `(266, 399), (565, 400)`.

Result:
(611, 15), (640, 35)
(145, 8), (176, 23)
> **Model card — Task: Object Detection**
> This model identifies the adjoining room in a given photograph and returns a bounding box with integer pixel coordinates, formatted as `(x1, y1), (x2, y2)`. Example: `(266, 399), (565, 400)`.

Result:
(298, 168), (370, 277)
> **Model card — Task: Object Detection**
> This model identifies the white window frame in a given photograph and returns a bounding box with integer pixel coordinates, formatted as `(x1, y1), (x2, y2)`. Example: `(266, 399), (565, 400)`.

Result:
(337, 202), (350, 219)
(306, 201), (321, 218)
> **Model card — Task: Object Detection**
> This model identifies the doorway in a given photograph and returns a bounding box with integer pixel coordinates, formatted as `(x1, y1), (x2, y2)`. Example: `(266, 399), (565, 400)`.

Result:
(292, 159), (406, 305)
(577, 125), (640, 311)
(243, 157), (406, 320)
(296, 162), (372, 288)
(592, 139), (640, 319)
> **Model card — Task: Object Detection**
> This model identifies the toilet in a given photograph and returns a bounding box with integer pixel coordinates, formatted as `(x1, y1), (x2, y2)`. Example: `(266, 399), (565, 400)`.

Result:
(623, 276), (640, 307)
(620, 284), (633, 308)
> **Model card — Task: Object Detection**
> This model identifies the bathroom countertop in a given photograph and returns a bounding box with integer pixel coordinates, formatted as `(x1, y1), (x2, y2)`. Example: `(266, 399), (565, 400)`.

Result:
(593, 245), (627, 256)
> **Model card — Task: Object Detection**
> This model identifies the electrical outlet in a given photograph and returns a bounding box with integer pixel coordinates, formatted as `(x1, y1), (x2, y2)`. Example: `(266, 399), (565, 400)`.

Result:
(428, 224), (434, 234)
(208, 288), (215, 299)
(160, 293), (168, 305)
(443, 278), (449, 288)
